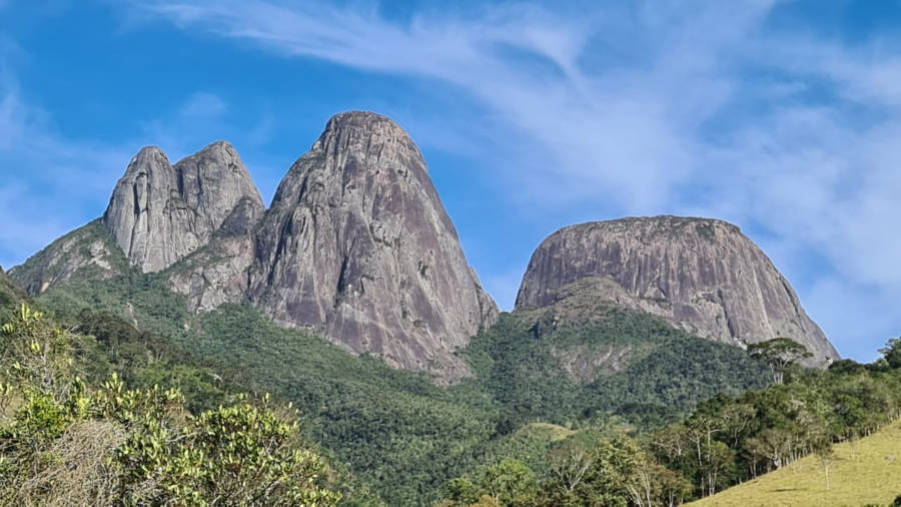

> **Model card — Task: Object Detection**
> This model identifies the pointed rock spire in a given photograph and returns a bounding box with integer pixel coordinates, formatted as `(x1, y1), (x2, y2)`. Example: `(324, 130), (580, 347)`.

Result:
(250, 111), (498, 382)
(103, 142), (263, 273)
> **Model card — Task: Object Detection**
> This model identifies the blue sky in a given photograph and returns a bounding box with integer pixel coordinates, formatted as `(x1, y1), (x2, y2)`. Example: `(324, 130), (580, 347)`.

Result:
(2, 0), (901, 362)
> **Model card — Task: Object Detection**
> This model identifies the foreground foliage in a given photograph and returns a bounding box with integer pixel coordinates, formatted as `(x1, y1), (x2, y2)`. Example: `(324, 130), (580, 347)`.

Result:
(0, 304), (341, 505)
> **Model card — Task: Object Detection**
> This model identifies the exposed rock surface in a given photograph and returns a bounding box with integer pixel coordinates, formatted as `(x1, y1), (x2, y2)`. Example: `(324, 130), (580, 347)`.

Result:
(249, 111), (498, 381)
(550, 343), (637, 384)
(9, 220), (125, 295)
(166, 197), (264, 313)
(12, 142), (264, 296)
(103, 142), (263, 273)
(515, 216), (838, 365)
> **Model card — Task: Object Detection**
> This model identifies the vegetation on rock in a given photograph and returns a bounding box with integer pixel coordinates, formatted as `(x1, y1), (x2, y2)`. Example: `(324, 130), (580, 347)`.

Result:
(23, 268), (771, 504)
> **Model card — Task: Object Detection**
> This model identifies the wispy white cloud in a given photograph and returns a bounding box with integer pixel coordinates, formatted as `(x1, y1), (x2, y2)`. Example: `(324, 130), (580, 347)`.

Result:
(0, 44), (250, 269)
(0, 40), (132, 267)
(120, 0), (901, 358)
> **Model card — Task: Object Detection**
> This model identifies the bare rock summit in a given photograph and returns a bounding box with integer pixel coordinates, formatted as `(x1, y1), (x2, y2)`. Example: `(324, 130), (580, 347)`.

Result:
(12, 142), (265, 295)
(250, 111), (498, 381)
(103, 141), (264, 273)
(515, 216), (838, 365)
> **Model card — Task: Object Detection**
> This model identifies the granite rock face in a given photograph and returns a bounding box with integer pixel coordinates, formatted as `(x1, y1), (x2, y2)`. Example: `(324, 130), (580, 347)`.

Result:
(102, 142), (263, 273)
(166, 197), (264, 313)
(12, 114), (497, 382)
(515, 216), (838, 365)
(9, 220), (125, 295)
(249, 111), (498, 381)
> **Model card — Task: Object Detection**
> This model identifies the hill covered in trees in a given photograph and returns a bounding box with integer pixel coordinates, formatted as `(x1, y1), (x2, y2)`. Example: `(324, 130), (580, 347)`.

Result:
(11, 261), (772, 505)
(5, 237), (901, 505)
(436, 340), (901, 505)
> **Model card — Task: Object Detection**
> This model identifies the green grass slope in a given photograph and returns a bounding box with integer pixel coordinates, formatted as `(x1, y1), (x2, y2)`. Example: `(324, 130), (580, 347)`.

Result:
(692, 420), (901, 506)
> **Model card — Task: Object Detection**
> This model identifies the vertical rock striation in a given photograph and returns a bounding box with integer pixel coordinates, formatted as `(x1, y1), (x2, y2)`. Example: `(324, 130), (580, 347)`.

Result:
(249, 111), (498, 381)
(166, 196), (264, 313)
(515, 216), (838, 365)
(102, 141), (264, 273)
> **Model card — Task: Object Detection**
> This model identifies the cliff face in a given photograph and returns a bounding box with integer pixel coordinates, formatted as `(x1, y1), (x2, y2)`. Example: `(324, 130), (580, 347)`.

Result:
(166, 196), (264, 313)
(11, 113), (497, 382)
(249, 112), (498, 381)
(515, 216), (838, 365)
(103, 141), (264, 273)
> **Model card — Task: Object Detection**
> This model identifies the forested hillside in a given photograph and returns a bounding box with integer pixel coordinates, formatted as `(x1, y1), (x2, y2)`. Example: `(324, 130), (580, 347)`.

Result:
(6, 251), (901, 506)
(436, 342), (901, 505)
(0, 282), (342, 504)
(8, 229), (898, 506)
(21, 266), (769, 505)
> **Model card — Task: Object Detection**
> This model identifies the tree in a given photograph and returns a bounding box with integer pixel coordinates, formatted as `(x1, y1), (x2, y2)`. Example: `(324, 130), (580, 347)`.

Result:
(879, 337), (901, 369)
(719, 403), (757, 448)
(547, 439), (594, 497)
(0, 304), (74, 401)
(745, 427), (793, 472)
(748, 338), (812, 384)
(440, 459), (538, 506)
(479, 458), (538, 506)
(812, 437), (835, 491)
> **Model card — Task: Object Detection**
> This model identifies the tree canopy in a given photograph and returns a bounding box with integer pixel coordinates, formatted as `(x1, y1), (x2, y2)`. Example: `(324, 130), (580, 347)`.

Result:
(748, 337), (813, 384)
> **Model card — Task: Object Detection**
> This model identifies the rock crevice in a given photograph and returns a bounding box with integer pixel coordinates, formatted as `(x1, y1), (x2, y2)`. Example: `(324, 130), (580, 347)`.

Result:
(103, 141), (264, 273)
(515, 216), (838, 364)
(249, 111), (498, 382)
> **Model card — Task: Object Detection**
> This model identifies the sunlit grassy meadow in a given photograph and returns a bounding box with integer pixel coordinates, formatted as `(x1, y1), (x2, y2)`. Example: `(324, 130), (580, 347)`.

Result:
(692, 420), (901, 506)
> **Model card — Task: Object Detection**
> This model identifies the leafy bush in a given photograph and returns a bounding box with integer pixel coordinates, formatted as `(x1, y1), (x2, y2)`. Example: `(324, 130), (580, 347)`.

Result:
(0, 305), (342, 505)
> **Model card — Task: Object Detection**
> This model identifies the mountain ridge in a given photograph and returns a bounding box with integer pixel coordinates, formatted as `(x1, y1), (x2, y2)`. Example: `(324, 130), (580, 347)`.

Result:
(11, 111), (499, 382)
(9, 112), (838, 380)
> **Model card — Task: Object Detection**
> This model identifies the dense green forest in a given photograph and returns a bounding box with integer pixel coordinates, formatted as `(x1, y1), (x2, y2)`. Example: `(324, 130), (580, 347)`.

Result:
(15, 266), (770, 505)
(436, 342), (901, 505)
(6, 262), (901, 505)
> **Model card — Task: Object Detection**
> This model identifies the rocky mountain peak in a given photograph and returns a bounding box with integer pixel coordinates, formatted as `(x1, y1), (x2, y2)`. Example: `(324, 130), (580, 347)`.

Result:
(313, 111), (413, 152)
(250, 112), (498, 382)
(103, 142), (263, 273)
(515, 215), (838, 365)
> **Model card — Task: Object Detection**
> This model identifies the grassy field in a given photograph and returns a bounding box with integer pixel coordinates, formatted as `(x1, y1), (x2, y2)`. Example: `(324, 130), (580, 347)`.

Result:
(692, 420), (901, 506)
